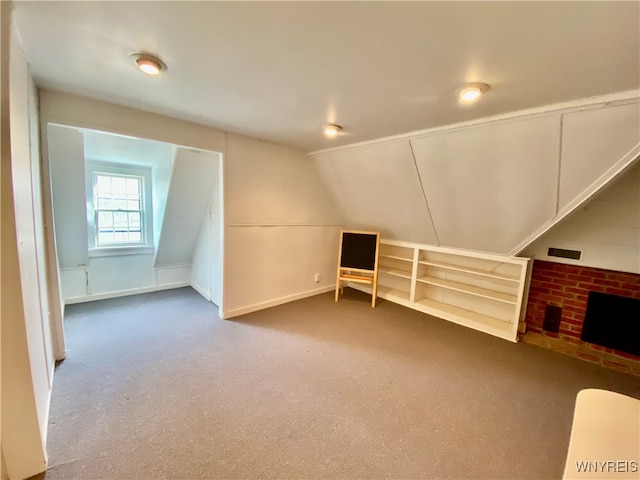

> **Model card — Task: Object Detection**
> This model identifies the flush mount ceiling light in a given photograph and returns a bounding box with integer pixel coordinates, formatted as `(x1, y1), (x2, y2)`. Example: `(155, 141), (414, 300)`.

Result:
(323, 124), (342, 137)
(132, 53), (167, 76)
(458, 83), (490, 103)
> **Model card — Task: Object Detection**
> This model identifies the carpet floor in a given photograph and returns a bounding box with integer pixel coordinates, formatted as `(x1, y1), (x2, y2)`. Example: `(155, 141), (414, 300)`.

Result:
(42, 287), (640, 479)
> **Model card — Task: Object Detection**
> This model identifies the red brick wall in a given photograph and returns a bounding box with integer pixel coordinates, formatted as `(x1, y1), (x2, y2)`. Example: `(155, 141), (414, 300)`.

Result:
(524, 260), (640, 373)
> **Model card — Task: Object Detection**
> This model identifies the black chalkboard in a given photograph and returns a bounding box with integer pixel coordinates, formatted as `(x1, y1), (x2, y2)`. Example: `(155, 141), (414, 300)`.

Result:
(340, 232), (378, 271)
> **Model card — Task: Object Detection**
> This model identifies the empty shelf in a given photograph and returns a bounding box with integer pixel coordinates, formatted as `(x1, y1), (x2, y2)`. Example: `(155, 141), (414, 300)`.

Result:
(380, 268), (412, 279)
(416, 276), (517, 304)
(418, 260), (520, 282)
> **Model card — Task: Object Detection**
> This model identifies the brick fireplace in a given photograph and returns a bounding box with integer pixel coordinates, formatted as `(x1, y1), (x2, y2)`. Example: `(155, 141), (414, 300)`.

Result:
(523, 260), (640, 376)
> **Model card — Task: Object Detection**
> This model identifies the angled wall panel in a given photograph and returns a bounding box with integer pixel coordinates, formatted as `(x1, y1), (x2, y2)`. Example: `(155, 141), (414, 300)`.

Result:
(47, 124), (89, 267)
(324, 141), (438, 244)
(558, 102), (640, 211)
(311, 153), (353, 224)
(154, 148), (220, 266)
(523, 163), (640, 273)
(411, 115), (560, 253)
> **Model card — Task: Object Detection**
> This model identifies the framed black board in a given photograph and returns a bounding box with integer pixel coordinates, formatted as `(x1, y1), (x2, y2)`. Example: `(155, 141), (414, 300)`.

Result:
(340, 232), (378, 271)
(335, 230), (380, 307)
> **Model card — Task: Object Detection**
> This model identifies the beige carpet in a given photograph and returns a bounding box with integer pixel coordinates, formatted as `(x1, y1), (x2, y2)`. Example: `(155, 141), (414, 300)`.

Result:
(43, 287), (640, 479)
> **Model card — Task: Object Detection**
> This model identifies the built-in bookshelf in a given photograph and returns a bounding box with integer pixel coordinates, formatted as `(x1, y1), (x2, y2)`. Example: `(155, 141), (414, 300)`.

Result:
(350, 239), (531, 342)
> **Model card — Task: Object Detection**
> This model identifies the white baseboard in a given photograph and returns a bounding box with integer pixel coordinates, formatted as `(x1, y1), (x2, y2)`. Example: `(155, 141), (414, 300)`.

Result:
(53, 348), (67, 361)
(221, 284), (336, 319)
(64, 281), (190, 305)
(190, 281), (211, 301)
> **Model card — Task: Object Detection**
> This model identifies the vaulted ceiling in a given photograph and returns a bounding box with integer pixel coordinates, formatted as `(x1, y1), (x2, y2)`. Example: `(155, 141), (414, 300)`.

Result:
(13, 1), (640, 151)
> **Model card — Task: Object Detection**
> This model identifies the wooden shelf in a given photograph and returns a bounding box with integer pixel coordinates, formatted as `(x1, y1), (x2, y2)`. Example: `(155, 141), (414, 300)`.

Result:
(377, 285), (411, 302)
(415, 298), (513, 334)
(418, 260), (520, 282)
(380, 268), (412, 279)
(416, 276), (517, 304)
(380, 254), (413, 262)
(350, 239), (530, 343)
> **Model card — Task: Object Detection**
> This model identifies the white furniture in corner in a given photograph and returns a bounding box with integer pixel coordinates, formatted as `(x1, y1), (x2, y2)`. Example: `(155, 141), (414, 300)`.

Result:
(349, 239), (531, 342)
(563, 389), (640, 480)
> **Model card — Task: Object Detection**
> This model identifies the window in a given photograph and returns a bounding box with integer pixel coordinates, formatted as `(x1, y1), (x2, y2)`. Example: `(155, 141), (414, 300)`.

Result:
(94, 174), (143, 245)
(86, 162), (153, 254)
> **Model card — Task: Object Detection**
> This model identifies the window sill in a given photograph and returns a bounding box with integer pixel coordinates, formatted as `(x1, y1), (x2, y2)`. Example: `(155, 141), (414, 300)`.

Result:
(89, 246), (154, 258)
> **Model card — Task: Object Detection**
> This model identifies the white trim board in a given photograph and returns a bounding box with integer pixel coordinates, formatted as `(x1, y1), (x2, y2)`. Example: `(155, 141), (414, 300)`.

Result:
(511, 143), (640, 256)
(64, 281), (190, 304)
(221, 285), (336, 320)
(190, 281), (211, 301)
(309, 90), (639, 156)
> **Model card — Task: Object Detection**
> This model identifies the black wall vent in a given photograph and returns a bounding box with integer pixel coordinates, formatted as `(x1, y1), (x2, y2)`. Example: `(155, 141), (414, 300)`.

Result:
(543, 305), (562, 333)
(547, 247), (582, 260)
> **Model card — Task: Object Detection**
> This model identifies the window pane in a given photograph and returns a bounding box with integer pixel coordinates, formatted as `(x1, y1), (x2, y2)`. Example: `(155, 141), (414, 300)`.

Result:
(92, 173), (146, 246)
(112, 198), (128, 210)
(98, 211), (113, 229)
(96, 175), (111, 192)
(129, 212), (141, 228)
(126, 178), (139, 195)
(111, 177), (126, 194)
(98, 231), (114, 244)
(113, 212), (128, 229)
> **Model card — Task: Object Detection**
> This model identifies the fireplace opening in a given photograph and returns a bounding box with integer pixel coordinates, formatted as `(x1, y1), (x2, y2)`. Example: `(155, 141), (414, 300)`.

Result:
(581, 291), (640, 356)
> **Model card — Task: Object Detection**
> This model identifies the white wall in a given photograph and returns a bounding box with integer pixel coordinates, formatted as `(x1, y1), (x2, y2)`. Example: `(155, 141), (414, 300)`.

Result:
(47, 124), (88, 268)
(40, 91), (345, 318)
(522, 163), (640, 274)
(154, 148), (220, 266)
(190, 203), (213, 301)
(311, 96), (640, 256)
(39, 89), (227, 303)
(81, 128), (174, 251)
(190, 163), (223, 306)
(314, 141), (437, 244)
(2, 10), (50, 478)
(222, 133), (342, 318)
(62, 259), (191, 304)
(45, 124), (192, 303)
(39, 89), (226, 153)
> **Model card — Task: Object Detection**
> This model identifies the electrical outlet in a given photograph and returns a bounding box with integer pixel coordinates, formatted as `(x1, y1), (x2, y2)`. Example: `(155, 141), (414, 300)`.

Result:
(314, 272), (320, 283)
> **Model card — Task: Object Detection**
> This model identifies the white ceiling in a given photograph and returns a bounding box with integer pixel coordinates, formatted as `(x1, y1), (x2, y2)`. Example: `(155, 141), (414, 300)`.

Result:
(13, 1), (640, 152)
(81, 128), (173, 167)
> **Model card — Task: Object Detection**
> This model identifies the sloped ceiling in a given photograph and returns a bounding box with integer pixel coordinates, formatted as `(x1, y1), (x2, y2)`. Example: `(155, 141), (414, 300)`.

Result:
(154, 148), (220, 267)
(314, 141), (437, 243)
(312, 100), (640, 254)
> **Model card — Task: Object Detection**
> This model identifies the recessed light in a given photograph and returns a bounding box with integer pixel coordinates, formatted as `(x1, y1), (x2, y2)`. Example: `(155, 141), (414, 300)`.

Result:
(458, 83), (490, 103)
(132, 53), (167, 76)
(323, 124), (342, 137)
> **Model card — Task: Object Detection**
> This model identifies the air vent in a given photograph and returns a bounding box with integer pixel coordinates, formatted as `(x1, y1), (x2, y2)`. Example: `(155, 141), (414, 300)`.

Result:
(543, 305), (562, 333)
(547, 247), (581, 260)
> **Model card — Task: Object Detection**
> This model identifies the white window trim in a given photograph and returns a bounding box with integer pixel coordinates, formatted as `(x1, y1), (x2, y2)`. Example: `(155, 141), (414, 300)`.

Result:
(85, 161), (154, 257)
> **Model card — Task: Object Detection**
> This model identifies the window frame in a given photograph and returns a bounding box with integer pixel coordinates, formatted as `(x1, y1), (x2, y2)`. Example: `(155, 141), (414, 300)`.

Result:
(85, 161), (154, 256)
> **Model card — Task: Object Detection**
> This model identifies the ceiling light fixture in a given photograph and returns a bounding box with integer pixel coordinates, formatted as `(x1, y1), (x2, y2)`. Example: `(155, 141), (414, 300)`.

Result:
(458, 83), (490, 103)
(132, 53), (167, 76)
(323, 124), (342, 137)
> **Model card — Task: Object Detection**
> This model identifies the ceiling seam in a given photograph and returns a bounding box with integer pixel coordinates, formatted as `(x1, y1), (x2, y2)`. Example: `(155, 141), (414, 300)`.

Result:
(408, 139), (440, 246)
(555, 114), (565, 216)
